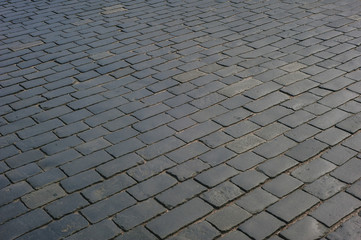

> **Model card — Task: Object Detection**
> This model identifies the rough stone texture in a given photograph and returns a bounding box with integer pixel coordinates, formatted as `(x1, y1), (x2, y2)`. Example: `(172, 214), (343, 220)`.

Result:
(280, 216), (328, 240)
(1, 0), (361, 238)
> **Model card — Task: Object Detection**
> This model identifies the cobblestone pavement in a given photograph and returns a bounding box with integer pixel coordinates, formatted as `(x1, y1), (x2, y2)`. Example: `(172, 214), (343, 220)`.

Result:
(1, 0), (361, 239)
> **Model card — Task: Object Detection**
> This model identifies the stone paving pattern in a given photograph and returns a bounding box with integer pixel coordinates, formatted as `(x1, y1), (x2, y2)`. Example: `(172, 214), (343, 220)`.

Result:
(1, 0), (361, 239)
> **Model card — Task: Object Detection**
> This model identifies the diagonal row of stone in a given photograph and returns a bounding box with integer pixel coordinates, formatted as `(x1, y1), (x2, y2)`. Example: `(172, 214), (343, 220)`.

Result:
(1, 0), (361, 239)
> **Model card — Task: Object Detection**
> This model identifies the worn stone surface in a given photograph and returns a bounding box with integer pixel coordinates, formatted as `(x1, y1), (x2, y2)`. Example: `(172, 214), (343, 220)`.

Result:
(1, 0), (361, 238)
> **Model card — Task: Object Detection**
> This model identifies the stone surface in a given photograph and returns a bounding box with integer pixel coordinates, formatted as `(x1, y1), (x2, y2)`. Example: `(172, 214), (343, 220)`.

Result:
(280, 216), (328, 240)
(2, 0), (361, 238)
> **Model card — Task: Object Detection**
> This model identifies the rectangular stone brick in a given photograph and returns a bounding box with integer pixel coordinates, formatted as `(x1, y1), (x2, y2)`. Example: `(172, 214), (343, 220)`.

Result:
(81, 192), (136, 223)
(21, 183), (66, 209)
(45, 193), (89, 219)
(227, 134), (265, 154)
(0, 201), (28, 225)
(127, 173), (177, 201)
(156, 179), (207, 209)
(286, 139), (328, 162)
(61, 150), (113, 176)
(146, 198), (213, 239)
(114, 198), (166, 230)
(196, 164), (238, 188)
(137, 136), (185, 160)
(0, 209), (51, 240)
(311, 192), (361, 227)
(97, 153), (144, 178)
(19, 213), (89, 240)
(82, 173), (136, 203)
(38, 149), (81, 170)
(64, 219), (121, 240)
(61, 170), (103, 193)
(0, 181), (33, 206)
(244, 91), (289, 113)
(239, 212), (284, 240)
(218, 78), (262, 97)
(106, 138), (145, 158)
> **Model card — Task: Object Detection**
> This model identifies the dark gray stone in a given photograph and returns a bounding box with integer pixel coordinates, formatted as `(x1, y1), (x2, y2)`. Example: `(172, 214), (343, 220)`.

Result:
(311, 192), (361, 227)
(146, 198), (213, 239)
(268, 190), (319, 222)
(239, 212), (285, 240)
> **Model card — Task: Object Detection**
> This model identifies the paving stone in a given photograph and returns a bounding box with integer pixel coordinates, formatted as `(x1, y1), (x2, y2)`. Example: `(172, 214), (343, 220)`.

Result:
(0, 200), (28, 225)
(137, 136), (185, 160)
(17, 213), (89, 240)
(200, 181), (244, 208)
(199, 146), (236, 166)
(292, 158), (337, 183)
(207, 204), (251, 232)
(236, 187), (278, 214)
(0, 209), (52, 240)
(113, 198), (165, 230)
(196, 164), (238, 188)
(342, 132), (361, 151)
(176, 120), (222, 143)
(167, 159), (210, 181)
(218, 230), (252, 240)
(231, 170), (268, 191)
(244, 91), (289, 113)
(156, 179), (207, 209)
(322, 145), (357, 166)
(200, 130), (234, 148)
(127, 156), (175, 182)
(239, 212), (285, 240)
(45, 193), (89, 219)
(280, 216), (328, 240)
(254, 135), (297, 159)
(167, 221), (220, 240)
(282, 92), (320, 111)
(263, 174), (303, 197)
(250, 106), (293, 127)
(268, 190), (319, 222)
(224, 120), (260, 138)
(6, 163), (42, 183)
(146, 198), (213, 239)
(278, 110), (315, 128)
(304, 175), (346, 200)
(286, 139), (328, 162)
(61, 170), (103, 193)
(218, 78), (262, 97)
(0, 181), (33, 207)
(61, 150), (112, 176)
(81, 191), (136, 223)
(106, 137), (145, 158)
(257, 155), (298, 177)
(311, 192), (361, 227)
(243, 81), (282, 100)
(82, 173), (135, 203)
(97, 153), (144, 178)
(21, 183), (66, 209)
(315, 127), (350, 145)
(116, 226), (157, 240)
(331, 158), (361, 183)
(64, 219), (121, 240)
(254, 122), (290, 141)
(336, 112), (361, 133)
(227, 152), (266, 171)
(327, 216), (361, 240)
(227, 134), (265, 154)
(309, 109), (351, 130)
(127, 173), (177, 201)
(213, 108), (252, 127)
(166, 141), (209, 164)
(319, 89), (358, 108)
